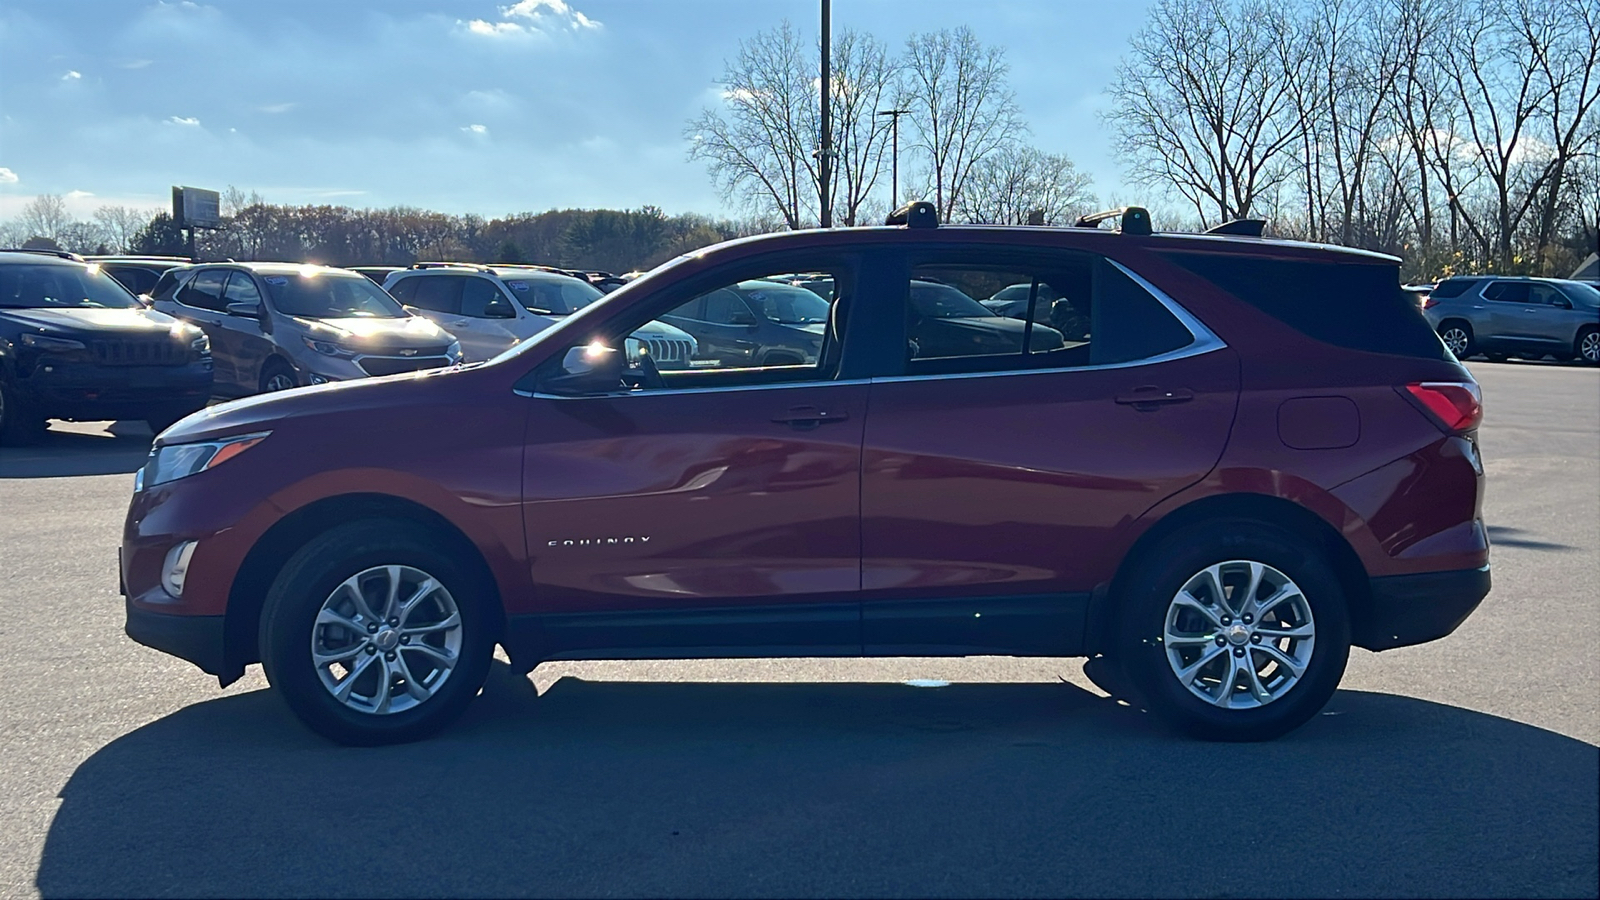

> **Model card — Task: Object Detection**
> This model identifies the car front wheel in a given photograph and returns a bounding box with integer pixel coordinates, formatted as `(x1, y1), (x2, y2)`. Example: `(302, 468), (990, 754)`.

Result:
(259, 520), (494, 745)
(1578, 327), (1600, 365)
(1115, 521), (1350, 741)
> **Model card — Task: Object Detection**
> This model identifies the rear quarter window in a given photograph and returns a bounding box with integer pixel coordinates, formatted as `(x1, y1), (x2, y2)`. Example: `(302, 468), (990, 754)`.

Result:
(1164, 252), (1450, 360)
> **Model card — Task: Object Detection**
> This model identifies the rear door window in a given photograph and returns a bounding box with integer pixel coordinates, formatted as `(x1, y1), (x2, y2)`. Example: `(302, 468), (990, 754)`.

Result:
(177, 269), (229, 312)
(387, 276), (420, 305)
(408, 276), (463, 315)
(1484, 281), (1530, 303)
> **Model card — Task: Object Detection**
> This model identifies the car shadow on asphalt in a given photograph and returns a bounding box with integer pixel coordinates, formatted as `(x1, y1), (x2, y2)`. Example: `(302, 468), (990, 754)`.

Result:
(1486, 525), (1580, 552)
(0, 422), (149, 479)
(36, 665), (1598, 898)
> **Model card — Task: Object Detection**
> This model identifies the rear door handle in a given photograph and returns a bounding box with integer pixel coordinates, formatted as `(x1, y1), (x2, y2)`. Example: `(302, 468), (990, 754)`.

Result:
(1115, 387), (1194, 409)
(772, 407), (849, 429)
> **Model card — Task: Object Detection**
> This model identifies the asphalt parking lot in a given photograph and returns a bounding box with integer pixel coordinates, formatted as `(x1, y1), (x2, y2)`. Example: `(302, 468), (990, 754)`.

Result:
(0, 361), (1595, 899)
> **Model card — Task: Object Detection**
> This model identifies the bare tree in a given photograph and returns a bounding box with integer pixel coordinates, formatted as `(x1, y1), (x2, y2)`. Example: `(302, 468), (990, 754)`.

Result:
(17, 194), (74, 242)
(1106, 0), (1305, 225)
(1524, 0), (1600, 269)
(686, 21), (819, 229)
(902, 26), (1025, 222)
(92, 205), (155, 254)
(828, 30), (900, 226)
(954, 146), (1097, 225)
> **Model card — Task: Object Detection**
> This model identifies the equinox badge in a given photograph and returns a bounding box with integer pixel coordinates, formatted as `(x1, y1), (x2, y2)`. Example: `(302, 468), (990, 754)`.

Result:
(548, 536), (651, 547)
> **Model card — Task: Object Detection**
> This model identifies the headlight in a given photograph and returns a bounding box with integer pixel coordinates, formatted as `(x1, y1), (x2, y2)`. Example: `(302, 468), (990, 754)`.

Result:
(188, 332), (210, 356)
(447, 340), (463, 362)
(20, 333), (86, 351)
(302, 336), (357, 358)
(141, 432), (270, 489)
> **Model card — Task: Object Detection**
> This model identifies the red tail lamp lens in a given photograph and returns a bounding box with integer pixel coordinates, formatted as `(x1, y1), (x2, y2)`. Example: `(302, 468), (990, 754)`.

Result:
(1421, 297), (1438, 309)
(1405, 382), (1482, 432)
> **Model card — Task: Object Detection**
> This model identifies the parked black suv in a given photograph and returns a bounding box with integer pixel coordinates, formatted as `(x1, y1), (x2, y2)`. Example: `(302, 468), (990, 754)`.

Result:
(84, 256), (195, 299)
(0, 251), (213, 443)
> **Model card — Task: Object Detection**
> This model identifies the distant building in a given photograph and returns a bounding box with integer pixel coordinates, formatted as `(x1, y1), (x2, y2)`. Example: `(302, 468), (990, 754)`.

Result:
(1572, 252), (1598, 285)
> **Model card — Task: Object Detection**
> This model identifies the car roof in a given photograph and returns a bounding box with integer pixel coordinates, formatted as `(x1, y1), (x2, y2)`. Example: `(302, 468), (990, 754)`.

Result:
(689, 224), (1404, 267)
(0, 249), (85, 265)
(208, 261), (366, 277)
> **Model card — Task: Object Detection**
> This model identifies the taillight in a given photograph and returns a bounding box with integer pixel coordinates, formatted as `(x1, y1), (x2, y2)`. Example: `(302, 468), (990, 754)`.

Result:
(1404, 382), (1483, 432)
(1421, 297), (1437, 309)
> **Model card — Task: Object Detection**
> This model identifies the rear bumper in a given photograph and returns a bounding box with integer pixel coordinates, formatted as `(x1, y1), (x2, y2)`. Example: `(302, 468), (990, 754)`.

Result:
(1355, 566), (1491, 651)
(124, 597), (227, 677)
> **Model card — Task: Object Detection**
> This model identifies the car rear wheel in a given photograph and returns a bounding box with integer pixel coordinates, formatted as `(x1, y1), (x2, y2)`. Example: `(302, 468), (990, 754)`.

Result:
(1437, 322), (1473, 358)
(259, 520), (494, 745)
(1578, 328), (1600, 365)
(1114, 521), (1350, 741)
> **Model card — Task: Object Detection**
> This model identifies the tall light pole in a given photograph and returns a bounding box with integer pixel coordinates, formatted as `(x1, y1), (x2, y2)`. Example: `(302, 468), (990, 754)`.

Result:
(877, 108), (910, 209)
(819, 0), (833, 228)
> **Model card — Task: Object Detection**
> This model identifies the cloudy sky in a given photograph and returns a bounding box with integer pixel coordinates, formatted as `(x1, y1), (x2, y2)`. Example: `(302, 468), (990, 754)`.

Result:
(0, 0), (1151, 222)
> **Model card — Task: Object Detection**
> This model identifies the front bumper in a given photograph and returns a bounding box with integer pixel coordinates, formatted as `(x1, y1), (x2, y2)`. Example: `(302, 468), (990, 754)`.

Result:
(124, 596), (228, 676)
(17, 358), (213, 419)
(1356, 565), (1491, 651)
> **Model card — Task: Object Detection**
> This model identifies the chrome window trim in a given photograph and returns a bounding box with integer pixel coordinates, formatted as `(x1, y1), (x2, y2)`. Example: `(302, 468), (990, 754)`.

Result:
(520, 377), (869, 400)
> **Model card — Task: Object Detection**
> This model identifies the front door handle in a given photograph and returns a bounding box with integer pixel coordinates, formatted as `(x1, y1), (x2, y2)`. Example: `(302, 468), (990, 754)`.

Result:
(772, 406), (849, 430)
(1115, 386), (1195, 409)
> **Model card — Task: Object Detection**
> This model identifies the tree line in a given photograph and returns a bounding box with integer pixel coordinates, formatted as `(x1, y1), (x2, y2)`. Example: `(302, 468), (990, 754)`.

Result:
(0, 189), (753, 274)
(1108, 0), (1599, 279)
(686, 23), (1098, 229)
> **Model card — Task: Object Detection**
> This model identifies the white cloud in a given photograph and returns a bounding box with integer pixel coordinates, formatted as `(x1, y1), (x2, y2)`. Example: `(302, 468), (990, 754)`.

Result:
(167, 115), (201, 126)
(0, 168), (18, 184)
(66, 189), (95, 199)
(463, 0), (601, 38)
(503, 0), (600, 30)
(62, 70), (82, 81)
(462, 123), (489, 134)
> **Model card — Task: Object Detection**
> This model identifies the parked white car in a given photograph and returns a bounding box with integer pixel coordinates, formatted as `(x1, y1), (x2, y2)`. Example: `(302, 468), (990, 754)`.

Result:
(382, 264), (696, 365)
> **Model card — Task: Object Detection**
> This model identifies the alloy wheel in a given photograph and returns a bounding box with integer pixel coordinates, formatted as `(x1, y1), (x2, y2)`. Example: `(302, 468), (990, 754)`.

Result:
(1162, 560), (1316, 710)
(1440, 326), (1470, 357)
(311, 564), (463, 715)
(264, 372), (296, 392)
(1581, 331), (1600, 364)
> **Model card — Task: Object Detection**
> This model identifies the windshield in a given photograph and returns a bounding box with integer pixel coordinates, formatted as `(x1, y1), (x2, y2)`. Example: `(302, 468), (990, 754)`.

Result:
(739, 280), (831, 324)
(0, 262), (142, 309)
(910, 281), (996, 318)
(262, 271), (407, 318)
(507, 276), (602, 315)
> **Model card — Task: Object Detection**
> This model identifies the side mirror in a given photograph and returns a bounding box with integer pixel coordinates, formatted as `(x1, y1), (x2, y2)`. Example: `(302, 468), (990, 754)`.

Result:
(538, 344), (626, 395)
(484, 298), (517, 319)
(226, 301), (260, 318)
(137, 293), (155, 309)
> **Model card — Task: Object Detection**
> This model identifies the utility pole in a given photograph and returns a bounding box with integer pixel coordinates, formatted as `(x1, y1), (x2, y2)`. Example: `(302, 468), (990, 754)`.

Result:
(818, 0), (833, 228)
(876, 108), (909, 208)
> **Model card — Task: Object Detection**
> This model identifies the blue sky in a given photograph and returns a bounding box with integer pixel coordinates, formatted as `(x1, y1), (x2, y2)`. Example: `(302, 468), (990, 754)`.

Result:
(0, 0), (1152, 222)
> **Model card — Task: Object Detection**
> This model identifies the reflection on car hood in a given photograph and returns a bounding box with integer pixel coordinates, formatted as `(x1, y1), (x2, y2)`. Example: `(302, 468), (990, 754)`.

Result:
(293, 314), (451, 347)
(0, 306), (186, 335)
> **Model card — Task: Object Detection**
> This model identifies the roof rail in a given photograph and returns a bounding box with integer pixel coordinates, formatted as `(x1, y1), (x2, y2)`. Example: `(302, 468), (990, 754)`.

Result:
(885, 201), (938, 229)
(0, 247), (85, 261)
(1205, 219), (1267, 237)
(409, 261), (492, 272)
(1073, 207), (1153, 236)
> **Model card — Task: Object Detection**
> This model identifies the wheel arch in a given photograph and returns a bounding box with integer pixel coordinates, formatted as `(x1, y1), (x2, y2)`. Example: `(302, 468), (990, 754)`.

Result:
(222, 492), (506, 682)
(1085, 492), (1372, 655)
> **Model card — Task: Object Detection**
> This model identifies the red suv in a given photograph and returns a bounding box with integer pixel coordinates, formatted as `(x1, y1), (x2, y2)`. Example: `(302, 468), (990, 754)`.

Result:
(121, 206), (1489, 745)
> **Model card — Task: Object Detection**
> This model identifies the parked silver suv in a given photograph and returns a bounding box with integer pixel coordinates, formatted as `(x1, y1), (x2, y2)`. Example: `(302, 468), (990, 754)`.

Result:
(1424, 275), (1600, 364)
(382, 264), (698, 366)
(152, 263), (462, 396)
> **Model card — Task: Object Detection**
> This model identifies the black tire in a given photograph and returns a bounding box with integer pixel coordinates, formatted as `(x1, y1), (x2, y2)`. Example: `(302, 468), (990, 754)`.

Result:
(259, 360), (297, 393)
(1437, 321), (1474, 359)
(1577, 327), (1600, 366)
(0, 376), (47, 446)
(761, 352), (806, 367)
(1113, 520), (1351, 742)
(259, 519), (495, 746)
